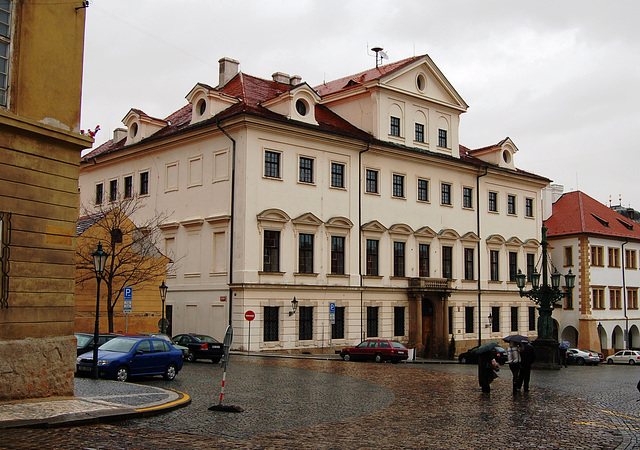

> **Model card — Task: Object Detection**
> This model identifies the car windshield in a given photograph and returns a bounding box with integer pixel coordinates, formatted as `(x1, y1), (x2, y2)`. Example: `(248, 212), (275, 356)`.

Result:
(356, 341), (369, 348)
(194, 334), (219, 343)
(75, 334), (93, 347)
(391, 342), (406, 349)
(99, 338), (137, 353)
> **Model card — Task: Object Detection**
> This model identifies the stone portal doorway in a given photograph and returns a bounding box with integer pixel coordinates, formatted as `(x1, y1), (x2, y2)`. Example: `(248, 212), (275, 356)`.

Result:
(422, 299), (434, 357)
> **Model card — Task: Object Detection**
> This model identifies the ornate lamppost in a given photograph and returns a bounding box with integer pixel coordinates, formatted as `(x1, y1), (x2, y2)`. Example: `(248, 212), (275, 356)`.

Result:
(91, 242), (109, 379)
(159, 281), (168, 334)
(515, 226), (575, 368)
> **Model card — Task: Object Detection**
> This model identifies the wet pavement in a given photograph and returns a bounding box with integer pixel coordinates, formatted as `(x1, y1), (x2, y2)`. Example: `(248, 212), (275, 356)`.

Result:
(1, 355), (639, 449)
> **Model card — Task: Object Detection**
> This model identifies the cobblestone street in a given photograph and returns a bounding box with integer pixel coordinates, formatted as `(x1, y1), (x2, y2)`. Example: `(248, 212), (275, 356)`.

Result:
(2, 357), (639, 449)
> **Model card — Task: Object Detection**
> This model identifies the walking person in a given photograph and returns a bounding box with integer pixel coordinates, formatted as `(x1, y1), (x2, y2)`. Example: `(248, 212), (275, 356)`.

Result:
(478, 349), (499, 393)
(518, 342), (536, 392)
(507, 341), (521, 394)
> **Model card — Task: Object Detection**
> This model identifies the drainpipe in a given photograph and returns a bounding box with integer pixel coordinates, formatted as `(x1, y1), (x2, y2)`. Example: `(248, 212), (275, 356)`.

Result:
(621, 240), (629, 349)
(217, 121), (236, 326)
(476, 167), (488, 345)
(359, 141), (370, 341)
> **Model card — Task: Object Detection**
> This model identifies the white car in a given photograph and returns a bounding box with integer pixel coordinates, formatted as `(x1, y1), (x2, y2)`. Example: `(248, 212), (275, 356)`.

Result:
(566, 348), (600, 365)
(606, 350), (640, 365)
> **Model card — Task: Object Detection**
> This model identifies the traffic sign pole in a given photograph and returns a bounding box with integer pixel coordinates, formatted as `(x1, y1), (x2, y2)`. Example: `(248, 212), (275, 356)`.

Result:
(245, 310), (255, 354)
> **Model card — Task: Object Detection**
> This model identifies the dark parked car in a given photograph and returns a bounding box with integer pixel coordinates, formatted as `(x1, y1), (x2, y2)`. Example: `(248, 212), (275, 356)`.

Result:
(458, 345), (508, 365)
(75, 332), (118, 356)
(76, 336), (183, 382)
(340, 339), (408, 363)
(172, 333), (224, 363)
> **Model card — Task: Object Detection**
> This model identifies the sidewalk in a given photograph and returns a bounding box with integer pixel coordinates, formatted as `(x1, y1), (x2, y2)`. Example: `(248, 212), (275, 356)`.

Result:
(0, 377), (190, 429)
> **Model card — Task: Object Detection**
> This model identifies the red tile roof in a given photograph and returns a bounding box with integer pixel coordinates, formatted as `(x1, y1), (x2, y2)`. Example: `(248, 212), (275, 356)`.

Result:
(545, 190), (640, 240)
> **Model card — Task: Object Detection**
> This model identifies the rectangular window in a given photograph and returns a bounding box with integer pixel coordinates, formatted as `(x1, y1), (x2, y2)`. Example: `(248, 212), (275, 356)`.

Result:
(109, 179), (118, 202)
(263, 230), (280, 272)
(507, 195), (516, 215)
(442, 245), (453, 279)
(628, 289), (638, 309)
(438, 129), (447, 147)
(463, 187), (473, 209)
(394, 306), (405, 337)
(417, 178), (429, 202)
(564, 246), (574, 267)
(465, 307), (474, 333)
(419, 243), (430, 277)
(299, 306), (313, 340)
(492, 306), (500, 333)
(331, 162), (345, 188)
(139, 171), (149, 195)
(0, 0), (10, 107)
(264, 306), (279, 341)
(365, 169), (378, 194)
(510, 307), (518, 332)
(592, 287), (605, 309)
(464, 247), (474, 281)
(332, 306), (345, 339)
(625, 249), (637, 269)
(488, 191), (498, 212)
(331, 236), (345, 275)
(390, 116), (400, 137)
(448, 306), (453, 335)
(527, 253), (535, 281)
(124, 176), (133, 199)
(608, 247), (620, 268)
(95, 183), (104, 205)
(591, 246), (604, 266)
(564, 289), (573, 309)
(490, 250), (499, 281)
(525, 198), (534, 217)
(528, 306), (536, 331)
(610, 288), (622, 309)
(392, 174), (405, 198)
(366, 239), (379, 276)
(509, 251), (518, 282)
(367, 306), (379, 337)
(264, 150), (280, 178)
(441, 183), (452, 205)
(414, 123), (424, 142)
(393, 241), (405, 277)
(298, 233), (314, 273)
(0, 211), (9, 307)
(299, 157), (313, 183)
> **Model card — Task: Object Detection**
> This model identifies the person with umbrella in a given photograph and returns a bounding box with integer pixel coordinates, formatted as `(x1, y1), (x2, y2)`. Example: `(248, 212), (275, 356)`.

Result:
(476, 341), (500, 393)
(518, 341), (536, 392)
(503, 335), (529, 394)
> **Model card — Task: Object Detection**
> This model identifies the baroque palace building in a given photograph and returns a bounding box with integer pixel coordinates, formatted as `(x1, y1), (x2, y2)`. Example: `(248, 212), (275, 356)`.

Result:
(79, 55), (550, 357)
(0, 0), (92, 399)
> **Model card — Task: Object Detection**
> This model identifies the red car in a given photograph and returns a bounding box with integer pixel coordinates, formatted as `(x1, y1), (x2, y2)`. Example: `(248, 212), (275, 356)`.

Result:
(340, 339), (409, 364)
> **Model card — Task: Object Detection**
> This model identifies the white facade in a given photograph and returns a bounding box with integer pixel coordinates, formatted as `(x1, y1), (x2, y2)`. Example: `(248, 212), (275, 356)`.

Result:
(79, 55), (550, 356)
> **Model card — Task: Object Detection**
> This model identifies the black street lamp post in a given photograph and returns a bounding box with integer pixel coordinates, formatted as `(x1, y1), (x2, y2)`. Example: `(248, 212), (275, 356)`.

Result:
(159, 281), (168, 334)
(91, 242), (109, 380)
(515, 226), (575, 368)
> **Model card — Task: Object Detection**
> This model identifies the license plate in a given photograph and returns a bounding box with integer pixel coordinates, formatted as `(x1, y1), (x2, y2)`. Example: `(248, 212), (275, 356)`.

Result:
(78, 365), (92, 372)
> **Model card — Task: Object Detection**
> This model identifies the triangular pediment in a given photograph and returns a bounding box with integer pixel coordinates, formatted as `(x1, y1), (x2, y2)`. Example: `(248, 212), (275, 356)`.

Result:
(506, 236), (525, 247)
(362, 220), (387, 233)
(292, 212), (323, 227)
(461, 231), (480, 243)
(415, 226), (437, 238)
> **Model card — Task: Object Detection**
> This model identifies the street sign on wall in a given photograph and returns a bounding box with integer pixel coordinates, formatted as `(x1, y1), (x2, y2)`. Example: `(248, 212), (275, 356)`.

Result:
(123, 287), (132, 313)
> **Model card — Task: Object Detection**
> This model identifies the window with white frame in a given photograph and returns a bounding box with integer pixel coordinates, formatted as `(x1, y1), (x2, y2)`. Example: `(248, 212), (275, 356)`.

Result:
(0, 0), (11, 107)
(418, 178), (429, 202)
(392, 174), (405, 198)
(331, 162), (345, 188)
(264, 151), (281, 178)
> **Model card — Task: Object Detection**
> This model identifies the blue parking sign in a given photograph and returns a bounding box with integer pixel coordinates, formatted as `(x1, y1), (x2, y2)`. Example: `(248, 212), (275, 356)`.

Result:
(329, 302), (335, 314)
(124, 287), (132, 301)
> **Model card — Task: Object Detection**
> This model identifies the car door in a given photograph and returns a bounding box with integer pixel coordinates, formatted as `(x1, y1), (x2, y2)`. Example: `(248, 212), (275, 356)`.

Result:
(365, 340), (379, 361)
(150, 339), (171, 373)
(131, 339), (154, 375)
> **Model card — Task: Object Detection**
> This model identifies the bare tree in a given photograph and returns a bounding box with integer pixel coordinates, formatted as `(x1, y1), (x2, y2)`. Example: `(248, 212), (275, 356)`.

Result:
(76, 195), (174, 332)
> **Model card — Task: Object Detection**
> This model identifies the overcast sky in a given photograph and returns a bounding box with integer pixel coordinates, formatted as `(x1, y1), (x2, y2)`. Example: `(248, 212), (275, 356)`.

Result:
(81, 0), (640, 208)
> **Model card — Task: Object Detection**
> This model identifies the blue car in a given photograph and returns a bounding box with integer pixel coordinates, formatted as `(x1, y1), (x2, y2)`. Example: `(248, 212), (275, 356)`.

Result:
(76, 336), (183, 382)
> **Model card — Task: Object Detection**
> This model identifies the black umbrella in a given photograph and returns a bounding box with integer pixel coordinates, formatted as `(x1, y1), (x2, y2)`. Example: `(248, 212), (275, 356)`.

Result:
(503, 334), (530, 344)
(476, 341), (500, 354)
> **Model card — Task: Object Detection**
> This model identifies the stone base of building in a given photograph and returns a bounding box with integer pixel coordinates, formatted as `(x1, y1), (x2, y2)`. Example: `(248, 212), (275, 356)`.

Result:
(532, 338), (561, 370)
(0, 335), (76, 401)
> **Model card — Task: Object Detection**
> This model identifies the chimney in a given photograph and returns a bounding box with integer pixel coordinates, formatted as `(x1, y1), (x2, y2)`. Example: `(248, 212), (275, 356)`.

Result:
(290, 75), (302, 86)
(113, 128), (127, 143)
(272, 72), (290, 84)
(218, 57), (240, 88)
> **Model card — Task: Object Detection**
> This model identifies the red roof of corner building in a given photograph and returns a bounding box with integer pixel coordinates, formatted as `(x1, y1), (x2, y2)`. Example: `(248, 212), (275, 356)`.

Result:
(545, 190), (640, 240)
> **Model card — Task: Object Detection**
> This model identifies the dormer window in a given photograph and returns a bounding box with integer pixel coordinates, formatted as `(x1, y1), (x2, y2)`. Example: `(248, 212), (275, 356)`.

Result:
(503, 150), (512, 164)
(197, 98), (206, 116)
(130, 122), (138, 138)
(295, 99), (308, 116)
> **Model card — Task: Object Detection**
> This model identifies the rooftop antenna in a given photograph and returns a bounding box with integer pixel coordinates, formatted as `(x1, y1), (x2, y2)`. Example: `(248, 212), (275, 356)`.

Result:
(369, 45), (388, 68)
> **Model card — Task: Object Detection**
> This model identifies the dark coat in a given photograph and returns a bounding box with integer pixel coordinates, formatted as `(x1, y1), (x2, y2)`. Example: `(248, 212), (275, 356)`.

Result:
(521, 343), (536, 366)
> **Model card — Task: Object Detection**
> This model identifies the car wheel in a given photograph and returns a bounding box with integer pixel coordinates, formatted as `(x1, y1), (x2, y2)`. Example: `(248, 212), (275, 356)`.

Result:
(629, 359), (635, 365)
(607, 358), (613, 364)
(115, 365), (129, 382)
(163, 363), (178, 380)
(576, 357), (585, 366)
(459, 356), (467, 364)
(374, 353), (384, 363)
(342, 352), (351, 361)
(185, 353), (195, 362)
(211, 357), (221, 364)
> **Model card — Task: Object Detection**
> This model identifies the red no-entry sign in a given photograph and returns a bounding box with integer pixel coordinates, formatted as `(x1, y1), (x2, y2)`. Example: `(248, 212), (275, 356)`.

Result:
(245, 310), (255, 321)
